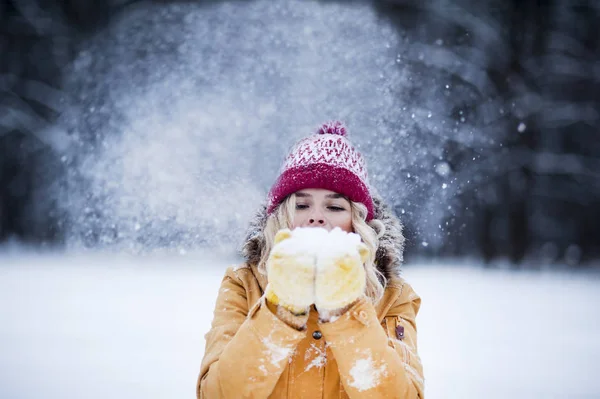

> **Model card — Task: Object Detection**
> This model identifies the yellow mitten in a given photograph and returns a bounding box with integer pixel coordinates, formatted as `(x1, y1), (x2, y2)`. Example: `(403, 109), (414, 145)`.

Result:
(265, 228), (327, 315)
(315, 228), (369, 317)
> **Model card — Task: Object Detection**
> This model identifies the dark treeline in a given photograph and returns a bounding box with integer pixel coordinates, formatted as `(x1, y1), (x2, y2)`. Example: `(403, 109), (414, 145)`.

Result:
(1, 0), (598, 265)
(371, 0), (600, 265)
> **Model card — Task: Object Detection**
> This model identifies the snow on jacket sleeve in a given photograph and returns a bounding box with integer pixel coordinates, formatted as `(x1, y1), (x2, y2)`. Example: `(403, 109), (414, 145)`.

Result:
(319, 281), (425, 398)
(197, 266), (305, 399)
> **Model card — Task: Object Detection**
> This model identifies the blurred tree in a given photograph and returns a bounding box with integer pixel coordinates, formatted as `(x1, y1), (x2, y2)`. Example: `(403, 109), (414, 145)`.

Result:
(1, 0), (69, 243)
(375, 0), (599, 266)
(527, 0), (600, 264)
(0, 0), (143, 243)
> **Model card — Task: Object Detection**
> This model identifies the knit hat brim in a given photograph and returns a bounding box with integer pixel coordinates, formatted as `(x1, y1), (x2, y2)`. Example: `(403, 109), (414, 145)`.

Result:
(267, 163), (374, 221)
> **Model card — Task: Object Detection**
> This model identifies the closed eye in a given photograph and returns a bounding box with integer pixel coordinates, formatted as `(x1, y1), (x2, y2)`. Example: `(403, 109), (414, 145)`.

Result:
(296, 204), (309, 210)
(328, 206), (346, 211)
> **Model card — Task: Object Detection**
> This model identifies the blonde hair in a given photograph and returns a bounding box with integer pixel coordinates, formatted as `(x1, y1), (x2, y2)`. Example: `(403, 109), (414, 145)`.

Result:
(258, 194), (387, 304)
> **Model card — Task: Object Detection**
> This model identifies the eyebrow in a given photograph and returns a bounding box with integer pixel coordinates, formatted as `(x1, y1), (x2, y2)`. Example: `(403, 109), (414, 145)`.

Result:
(295, 192), (347, 199)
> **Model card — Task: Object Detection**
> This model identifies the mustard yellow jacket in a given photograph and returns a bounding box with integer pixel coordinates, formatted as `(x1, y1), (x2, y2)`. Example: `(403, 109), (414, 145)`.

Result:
(196, 262), (424, 398)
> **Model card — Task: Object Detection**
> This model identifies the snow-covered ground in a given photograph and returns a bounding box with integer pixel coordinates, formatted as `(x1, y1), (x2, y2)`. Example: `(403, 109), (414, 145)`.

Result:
(0, 252), (598, 398)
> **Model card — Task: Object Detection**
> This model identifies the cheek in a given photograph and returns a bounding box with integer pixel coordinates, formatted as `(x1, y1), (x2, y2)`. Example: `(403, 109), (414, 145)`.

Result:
(331, 213), (353, 232)
(292, 212), (304, 228)
(343, 217), (353, 233)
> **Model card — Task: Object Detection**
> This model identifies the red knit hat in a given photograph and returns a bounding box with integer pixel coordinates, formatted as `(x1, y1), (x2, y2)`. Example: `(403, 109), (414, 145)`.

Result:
(267, 121), (374, 221)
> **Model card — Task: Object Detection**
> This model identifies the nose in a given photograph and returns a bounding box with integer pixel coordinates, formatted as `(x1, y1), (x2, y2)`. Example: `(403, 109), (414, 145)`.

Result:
(307, 209), (325, 226)
(308, 217), (325, 226)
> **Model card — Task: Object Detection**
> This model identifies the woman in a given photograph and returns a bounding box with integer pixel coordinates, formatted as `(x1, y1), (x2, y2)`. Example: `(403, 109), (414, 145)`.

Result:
(197, 121), (424, 398)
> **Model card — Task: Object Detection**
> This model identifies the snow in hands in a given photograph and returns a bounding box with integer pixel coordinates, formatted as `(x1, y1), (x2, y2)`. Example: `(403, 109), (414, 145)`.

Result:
(273, 227), (365, 260)
(268, 226), (369, 314)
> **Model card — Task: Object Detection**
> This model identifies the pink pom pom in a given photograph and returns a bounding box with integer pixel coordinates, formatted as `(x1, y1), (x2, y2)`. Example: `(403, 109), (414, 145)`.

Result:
(316, 121), (347, 136)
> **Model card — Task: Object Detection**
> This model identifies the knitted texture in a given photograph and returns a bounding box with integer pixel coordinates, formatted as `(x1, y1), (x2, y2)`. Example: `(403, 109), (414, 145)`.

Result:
(264, 228), (319, 315)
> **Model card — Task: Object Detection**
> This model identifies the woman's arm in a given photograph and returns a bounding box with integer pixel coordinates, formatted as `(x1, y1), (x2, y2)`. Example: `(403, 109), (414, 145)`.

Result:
(318, 281), (425, 398)
(197, 266), (305, 399)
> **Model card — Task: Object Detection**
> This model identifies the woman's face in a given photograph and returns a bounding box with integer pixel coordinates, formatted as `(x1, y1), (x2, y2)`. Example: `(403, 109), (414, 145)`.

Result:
(292, 188), (353, 233)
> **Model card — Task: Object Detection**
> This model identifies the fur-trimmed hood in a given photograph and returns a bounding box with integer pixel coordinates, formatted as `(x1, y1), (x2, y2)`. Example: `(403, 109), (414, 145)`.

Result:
(241, 195), (405, 283)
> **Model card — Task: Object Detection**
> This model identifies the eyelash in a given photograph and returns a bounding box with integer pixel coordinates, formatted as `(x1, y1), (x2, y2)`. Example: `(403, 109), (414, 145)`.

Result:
(295, 204), (346, 212)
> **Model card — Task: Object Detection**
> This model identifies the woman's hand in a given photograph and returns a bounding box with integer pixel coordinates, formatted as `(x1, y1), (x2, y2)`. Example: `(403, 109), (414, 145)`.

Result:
(264, 228), (320, 316)
(315, 228), (370, 320)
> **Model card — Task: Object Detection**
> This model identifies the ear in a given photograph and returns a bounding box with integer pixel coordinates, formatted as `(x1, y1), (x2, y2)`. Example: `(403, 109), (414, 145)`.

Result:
(357, 242), (370, 264)
(274, 228), (292, 245)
